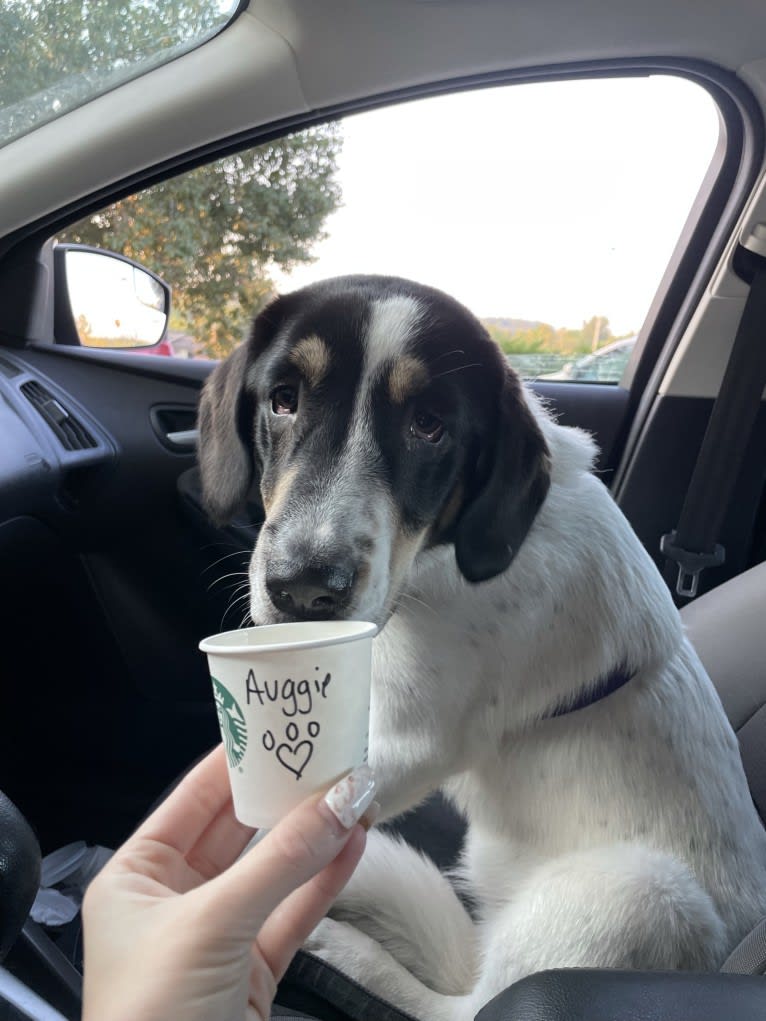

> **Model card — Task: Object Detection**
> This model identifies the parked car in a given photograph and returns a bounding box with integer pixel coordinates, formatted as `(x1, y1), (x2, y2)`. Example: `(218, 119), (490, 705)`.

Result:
(1, 3), (766, 1020)
(539, 336), (637, 382)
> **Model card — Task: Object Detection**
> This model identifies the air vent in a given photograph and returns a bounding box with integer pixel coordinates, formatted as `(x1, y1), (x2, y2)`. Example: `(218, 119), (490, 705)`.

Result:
(21, 380), (97, 451)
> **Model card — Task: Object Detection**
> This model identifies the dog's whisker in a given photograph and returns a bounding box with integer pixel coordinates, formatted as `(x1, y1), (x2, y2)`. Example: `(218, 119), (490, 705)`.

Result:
(221, 593), (251, 630)
(430, 347), (466, 363)
(397, 591), (437, 615)
(221, 582), (251, 619)
(201, 539), (248, 552)
(207, 570), (249, 592)
(210, 568), (249, 582)
(224, 585), (250, 610)
(430, 362), (484, 381)
(202, 548), (252, 573)
(200, 541), (242, 554)
(389, 592), (437, 619)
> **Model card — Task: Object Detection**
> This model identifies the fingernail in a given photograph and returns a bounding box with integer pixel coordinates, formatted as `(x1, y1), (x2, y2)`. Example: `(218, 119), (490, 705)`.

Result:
(322, 764), (376, 829)
(359, 800), (380, 831)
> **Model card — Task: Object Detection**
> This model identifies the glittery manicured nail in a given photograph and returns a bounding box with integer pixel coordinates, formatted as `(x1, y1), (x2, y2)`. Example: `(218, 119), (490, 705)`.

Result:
(359, 800), (381, 831)
(323, 764), (376, 829)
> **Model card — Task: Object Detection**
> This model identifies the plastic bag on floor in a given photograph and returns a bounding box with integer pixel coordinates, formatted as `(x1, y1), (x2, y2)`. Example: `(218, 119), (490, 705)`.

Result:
(30, 841), (113, 927)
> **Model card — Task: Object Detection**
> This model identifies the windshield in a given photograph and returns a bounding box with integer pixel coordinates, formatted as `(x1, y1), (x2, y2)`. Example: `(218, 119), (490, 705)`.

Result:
(0, 0), (241, 148)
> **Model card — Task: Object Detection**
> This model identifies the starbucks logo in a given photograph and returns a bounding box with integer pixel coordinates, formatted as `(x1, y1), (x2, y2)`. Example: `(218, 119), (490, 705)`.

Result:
(212, 677), (247, 768)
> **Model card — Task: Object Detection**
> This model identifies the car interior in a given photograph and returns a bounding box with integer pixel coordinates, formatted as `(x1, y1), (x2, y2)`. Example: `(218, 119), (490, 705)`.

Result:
(2, 1), (766, 1019)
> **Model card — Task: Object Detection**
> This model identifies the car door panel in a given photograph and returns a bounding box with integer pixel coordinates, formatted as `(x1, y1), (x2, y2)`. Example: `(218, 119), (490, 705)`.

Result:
(0, 348), (225, 849)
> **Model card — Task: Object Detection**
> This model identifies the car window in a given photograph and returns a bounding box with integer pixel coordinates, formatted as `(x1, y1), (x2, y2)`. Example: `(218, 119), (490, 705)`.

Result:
(1, 0), (241, 148)
(57, 76), (720, 383)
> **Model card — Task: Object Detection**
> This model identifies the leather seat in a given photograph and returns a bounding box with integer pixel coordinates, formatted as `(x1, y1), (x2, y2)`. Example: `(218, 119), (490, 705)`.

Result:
(681, 560), (766, 821)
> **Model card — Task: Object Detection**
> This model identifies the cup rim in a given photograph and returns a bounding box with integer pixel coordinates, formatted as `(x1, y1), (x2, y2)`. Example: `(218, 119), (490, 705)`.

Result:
(199, 620), (378, 655)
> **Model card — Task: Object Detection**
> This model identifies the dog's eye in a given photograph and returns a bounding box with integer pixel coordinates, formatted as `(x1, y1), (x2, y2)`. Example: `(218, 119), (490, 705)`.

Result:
(271, 385), (298, 416)
(411, 409), (444, 443)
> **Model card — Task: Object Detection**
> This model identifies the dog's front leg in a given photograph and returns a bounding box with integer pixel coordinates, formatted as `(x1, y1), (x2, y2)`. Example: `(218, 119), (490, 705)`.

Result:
(368, 738), (457, 822)
(368, 623), (474, 820)
(367, 685), (468, 819)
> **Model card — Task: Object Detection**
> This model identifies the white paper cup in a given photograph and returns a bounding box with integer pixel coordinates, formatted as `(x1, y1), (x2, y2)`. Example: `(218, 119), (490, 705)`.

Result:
(199, 620), (377, 828)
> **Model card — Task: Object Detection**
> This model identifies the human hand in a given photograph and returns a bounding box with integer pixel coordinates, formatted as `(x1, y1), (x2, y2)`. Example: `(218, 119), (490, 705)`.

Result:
(82, 746), (376, 1021)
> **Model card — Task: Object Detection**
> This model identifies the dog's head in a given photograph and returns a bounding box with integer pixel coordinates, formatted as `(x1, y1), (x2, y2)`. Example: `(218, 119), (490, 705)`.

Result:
(198, 275), (551, 625)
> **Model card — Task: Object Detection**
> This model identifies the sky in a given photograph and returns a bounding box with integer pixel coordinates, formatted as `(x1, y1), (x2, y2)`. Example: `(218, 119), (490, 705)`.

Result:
(274, 76), (720, 336)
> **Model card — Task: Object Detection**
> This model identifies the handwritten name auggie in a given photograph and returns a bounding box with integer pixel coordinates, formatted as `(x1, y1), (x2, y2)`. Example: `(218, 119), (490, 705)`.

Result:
(246, 668), (332, 780)
(246, 669), (331, 716)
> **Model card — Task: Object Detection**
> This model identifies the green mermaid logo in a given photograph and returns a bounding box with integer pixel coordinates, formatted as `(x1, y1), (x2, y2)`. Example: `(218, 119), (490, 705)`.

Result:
(212, 677), (247, 768)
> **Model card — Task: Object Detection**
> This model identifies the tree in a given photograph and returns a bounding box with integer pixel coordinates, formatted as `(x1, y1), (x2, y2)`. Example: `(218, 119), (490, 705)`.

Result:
(2, 1), (343, 357)
(581, 315), (612, 352)
(0, 0), (225, 140)
(61, 128), (343, 357)
(484, 315), (620, 356)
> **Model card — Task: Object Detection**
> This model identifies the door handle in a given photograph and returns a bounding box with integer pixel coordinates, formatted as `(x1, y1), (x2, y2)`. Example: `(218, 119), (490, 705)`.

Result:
(165, 428), (198, 447)
(150, 405), (198, 452)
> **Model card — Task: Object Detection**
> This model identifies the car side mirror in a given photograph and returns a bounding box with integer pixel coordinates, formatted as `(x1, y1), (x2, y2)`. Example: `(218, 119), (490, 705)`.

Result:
(53, 243), (170, 350)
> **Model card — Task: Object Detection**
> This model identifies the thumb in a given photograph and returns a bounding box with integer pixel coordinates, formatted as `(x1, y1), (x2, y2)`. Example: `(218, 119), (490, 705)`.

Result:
(198, 764), (376, 938)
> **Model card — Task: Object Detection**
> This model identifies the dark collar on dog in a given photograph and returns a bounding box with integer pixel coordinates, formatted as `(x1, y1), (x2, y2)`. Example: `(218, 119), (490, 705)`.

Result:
(543, 665), (634, 720)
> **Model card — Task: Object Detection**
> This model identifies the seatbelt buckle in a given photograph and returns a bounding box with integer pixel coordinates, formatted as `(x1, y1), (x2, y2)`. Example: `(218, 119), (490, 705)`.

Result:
(660, 531), (725, 599)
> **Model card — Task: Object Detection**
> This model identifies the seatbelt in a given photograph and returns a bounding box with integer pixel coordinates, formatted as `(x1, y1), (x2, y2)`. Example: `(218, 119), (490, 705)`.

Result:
(720, 917), (766, 975)
(661, 231), (766, 600)
(660, 234), (766, 973)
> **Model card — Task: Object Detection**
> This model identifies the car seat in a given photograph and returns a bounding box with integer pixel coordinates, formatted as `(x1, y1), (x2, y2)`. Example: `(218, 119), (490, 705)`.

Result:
(681, 560), (766, 823)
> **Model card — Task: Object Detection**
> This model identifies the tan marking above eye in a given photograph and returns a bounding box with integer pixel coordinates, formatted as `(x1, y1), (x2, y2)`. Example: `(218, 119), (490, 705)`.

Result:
(289, 334), (330, 388)
(387, 356), (428, 405)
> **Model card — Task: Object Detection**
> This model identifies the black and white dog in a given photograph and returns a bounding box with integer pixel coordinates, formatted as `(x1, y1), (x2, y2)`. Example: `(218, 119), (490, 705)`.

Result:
(198, 275), (766, 1020)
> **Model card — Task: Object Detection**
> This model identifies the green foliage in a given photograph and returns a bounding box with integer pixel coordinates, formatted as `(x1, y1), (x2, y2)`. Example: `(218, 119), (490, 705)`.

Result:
(61, 126), (343, 358)
(3, 1), (343, 359)
(486, 323), (551, 354)
(3, 2), (344, 361)
(0, 0), (226, 140)
(484, 316), (625, 356)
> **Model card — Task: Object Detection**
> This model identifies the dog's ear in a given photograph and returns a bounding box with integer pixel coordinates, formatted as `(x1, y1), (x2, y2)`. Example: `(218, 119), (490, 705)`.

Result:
(197, 340), (256, 525)
(198, 295), (292, 525)
(454, 368), (551, 583)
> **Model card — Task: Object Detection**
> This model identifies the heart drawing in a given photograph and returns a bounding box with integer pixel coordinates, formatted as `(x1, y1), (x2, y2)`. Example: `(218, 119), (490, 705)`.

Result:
(276, 740), (314, 779)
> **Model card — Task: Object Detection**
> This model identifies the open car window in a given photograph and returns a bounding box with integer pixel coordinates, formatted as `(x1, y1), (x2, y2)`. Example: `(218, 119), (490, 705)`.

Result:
(57, 74), (720, 383)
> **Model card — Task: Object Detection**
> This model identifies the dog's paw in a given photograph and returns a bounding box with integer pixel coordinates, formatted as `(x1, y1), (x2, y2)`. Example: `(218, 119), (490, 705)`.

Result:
(304, 917), (358, 962)
(303, 917), (465, 1021)
(303, 917), (391, 984)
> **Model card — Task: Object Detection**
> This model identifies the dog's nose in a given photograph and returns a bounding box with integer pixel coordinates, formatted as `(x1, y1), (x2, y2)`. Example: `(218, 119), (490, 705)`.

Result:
(265, 564), (356, 619)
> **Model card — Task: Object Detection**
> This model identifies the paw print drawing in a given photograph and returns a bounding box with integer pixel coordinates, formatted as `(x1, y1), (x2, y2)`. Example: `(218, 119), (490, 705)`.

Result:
(262, 719), (321, 779)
